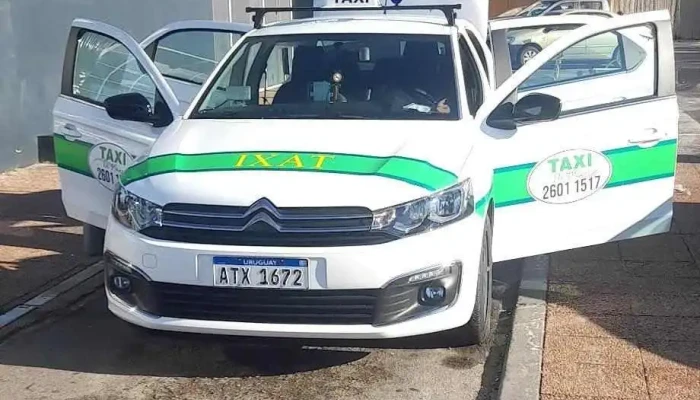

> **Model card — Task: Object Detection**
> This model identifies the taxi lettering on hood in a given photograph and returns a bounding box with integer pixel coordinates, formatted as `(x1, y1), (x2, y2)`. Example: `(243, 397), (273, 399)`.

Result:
(120, 151), (458, 191)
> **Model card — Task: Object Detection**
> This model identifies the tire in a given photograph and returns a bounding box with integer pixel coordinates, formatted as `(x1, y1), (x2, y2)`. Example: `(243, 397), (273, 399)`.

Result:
(83, 223), (105, 256)
(463, 214), (494, 345)
(519, 44), (541, 67)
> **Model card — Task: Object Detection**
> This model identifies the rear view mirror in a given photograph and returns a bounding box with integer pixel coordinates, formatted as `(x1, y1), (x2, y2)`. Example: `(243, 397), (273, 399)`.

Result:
(104, 93), (171, 127)
(486, 93), (562, 130)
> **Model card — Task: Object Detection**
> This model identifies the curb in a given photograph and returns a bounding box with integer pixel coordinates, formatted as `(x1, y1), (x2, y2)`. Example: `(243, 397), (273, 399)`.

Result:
(0, 261), (105, 341)
(498, 255), (549, 400)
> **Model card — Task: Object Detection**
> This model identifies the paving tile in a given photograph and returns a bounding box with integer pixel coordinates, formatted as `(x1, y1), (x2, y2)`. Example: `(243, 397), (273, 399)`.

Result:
(541, 363), (647, 399)
(631, 294), (700, 317)
(624, 261), (700, 278)
(619, 235), (693, 262)
(635, 317), (700, 343)
(673, 163), (700, 206)
(550, 279), (700, 297)
(646, 366), (700, 400)
(548, 289), (634, 315)
(546, 311), (637, 340)
(550, 260), (632, 284)
(544, 335), (642, 368)
(551, 243), (621, 262)
(639, 341), (700, 370)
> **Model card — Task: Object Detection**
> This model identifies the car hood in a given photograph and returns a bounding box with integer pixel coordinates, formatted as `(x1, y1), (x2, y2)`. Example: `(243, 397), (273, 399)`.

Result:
(124, 119), (474, 210)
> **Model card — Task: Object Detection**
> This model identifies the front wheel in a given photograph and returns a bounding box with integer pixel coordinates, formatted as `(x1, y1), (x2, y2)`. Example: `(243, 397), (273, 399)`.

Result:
(463, 215), (494, 345)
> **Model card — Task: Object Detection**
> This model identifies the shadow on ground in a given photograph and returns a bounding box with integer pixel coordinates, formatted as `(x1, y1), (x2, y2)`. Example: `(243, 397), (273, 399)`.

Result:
(0, 188), (99, 311)
(0, 259), (521, 383)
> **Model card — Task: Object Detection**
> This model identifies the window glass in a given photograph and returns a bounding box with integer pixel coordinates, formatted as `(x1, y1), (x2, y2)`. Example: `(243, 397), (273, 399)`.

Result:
(549, 2), (580, 15)
(581, 1), (603, 9)
(506, 24), (582, 71)
(193, 34), (460, 120)
(459, 38), (483, 116)
(72, 30), (156, 106)
(154, 30), (242, 85)
(515, 24), (656, 114)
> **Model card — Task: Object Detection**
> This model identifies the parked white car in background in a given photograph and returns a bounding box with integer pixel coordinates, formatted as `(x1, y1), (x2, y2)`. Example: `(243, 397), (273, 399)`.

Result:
(498, 0), (611, 18)
(52, 2), (677, 346)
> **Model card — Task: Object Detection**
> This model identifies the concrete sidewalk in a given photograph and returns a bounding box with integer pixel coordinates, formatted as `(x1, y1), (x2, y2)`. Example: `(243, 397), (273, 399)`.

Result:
(540, 164), (700, 400)
(0, 164), (98, 313)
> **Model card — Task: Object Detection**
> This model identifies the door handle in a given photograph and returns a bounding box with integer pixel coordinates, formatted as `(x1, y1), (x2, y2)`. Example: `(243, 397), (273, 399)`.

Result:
(60, 123), (82, 139)
(628, 128), (662, 146)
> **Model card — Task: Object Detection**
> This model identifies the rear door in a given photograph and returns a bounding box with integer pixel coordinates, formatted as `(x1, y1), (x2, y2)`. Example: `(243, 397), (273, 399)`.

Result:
(53, 19), (248, 230)
(480, 11), (678, 261)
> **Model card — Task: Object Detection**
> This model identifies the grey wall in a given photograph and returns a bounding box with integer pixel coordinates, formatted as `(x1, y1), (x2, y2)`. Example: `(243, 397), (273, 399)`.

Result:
(0, 0), (214, 172)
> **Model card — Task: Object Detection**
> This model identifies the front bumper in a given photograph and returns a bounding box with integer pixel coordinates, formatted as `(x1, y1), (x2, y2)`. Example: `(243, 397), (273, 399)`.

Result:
(104, 212), (484, 339)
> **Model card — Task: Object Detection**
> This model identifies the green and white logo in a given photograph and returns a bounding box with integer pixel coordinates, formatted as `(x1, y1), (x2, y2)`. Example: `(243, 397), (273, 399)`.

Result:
(88, 143), (134, 191)
(527, 149), (612, 204)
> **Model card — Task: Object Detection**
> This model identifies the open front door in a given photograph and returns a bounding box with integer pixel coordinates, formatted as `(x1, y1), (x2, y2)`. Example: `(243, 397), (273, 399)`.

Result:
(53, 19), (249, 232)
(479, 11), (678, 262)
(53, 19), (182, 231)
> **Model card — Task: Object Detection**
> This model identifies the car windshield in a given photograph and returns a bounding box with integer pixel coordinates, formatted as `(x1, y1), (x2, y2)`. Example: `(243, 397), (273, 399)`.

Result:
(190, 33), (459, 121)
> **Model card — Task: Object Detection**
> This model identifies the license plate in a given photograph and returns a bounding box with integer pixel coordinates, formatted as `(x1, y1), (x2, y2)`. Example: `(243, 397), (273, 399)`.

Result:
(212, 256), (309, 289)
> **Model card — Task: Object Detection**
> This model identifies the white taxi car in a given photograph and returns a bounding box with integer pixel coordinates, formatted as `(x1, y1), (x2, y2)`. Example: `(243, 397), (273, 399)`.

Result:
(53, 2), (678, 345)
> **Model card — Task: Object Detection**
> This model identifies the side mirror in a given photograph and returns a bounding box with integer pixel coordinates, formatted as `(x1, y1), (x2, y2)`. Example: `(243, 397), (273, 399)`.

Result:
(486, 93), (562, 130)
(104, 93), (170, 127)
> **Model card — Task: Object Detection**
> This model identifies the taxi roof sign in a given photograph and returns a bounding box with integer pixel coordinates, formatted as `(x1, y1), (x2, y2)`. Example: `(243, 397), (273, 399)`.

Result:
(245, 3), (463, 29)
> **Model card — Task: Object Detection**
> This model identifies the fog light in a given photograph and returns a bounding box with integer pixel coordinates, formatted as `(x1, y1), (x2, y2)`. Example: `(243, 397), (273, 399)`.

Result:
(112, 275), (132, 292)
(420, 285), (446, 306)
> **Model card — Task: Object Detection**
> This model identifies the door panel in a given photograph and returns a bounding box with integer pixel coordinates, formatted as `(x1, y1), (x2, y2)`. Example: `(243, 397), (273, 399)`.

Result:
(54, 19), (179, 230)
(480, 11), (678, 261)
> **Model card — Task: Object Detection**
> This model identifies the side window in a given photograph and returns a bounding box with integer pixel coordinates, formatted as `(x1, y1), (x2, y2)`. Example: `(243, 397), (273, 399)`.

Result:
(466, 30), (489, 85)
(70, 30), (156, 106)
(458, 37), (484, 116)
(517, 24), (656, 114)
(506, 24), (582, 71)
(153, 30), (242, 85)
(581, 1), (603, 10)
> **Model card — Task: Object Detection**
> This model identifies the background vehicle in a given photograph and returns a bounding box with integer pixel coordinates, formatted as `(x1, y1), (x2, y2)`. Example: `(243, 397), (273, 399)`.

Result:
(506, 13), (618, 66)
(498, 0), (610, 19)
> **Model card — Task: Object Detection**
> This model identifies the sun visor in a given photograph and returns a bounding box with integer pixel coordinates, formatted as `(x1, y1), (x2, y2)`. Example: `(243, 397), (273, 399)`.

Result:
(312, 0), (489, 39)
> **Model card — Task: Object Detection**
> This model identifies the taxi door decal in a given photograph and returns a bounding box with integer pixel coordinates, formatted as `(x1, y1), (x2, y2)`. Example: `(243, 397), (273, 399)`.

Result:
(494, 139), (677, 207)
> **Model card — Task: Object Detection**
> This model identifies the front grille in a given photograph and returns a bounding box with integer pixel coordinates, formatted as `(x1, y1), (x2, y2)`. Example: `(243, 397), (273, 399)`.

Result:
(138, 282), (379, 325)
(140, 199), (398, 247)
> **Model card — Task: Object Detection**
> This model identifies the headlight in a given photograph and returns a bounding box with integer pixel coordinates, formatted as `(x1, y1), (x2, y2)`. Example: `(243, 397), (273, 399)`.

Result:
(371, 179), (474, 237)
(112, 184), (162, 232)
(507, 35), (516, 44)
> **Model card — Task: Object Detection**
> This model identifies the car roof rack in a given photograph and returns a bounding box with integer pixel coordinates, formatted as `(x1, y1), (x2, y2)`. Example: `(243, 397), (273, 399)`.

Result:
(245, 4), (463, 29)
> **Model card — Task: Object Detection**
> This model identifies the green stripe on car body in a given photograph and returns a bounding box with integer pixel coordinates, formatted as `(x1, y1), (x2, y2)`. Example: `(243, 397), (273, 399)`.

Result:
(119, 150), (459, 191)
(54, 134), (678, 205)
(53, 134), (93, 178)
